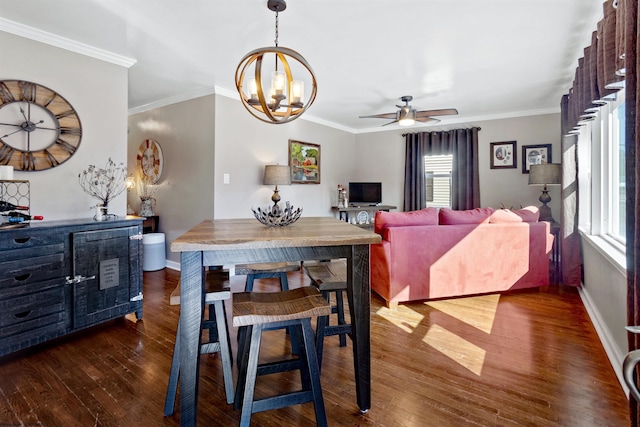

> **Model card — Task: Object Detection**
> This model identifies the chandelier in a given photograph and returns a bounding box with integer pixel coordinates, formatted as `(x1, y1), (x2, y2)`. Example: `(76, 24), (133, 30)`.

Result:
(235, 0), (317, 124)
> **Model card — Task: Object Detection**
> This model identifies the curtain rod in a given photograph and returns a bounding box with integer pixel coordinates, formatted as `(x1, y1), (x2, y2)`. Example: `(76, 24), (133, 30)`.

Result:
(401, 126), (481, 137)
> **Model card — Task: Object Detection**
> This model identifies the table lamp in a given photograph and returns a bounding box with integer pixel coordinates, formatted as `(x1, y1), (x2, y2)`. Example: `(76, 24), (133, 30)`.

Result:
(263, 164), (291, 215)
(528, 163), (561, 223)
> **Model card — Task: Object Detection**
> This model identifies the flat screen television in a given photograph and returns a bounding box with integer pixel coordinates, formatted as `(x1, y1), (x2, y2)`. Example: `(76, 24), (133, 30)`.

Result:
(348, 182), (382, 206)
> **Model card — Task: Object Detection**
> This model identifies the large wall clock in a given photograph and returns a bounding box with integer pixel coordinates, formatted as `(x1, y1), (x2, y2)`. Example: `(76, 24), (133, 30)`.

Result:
(136, 139), (163, 183)
(0, 80), (82, 171)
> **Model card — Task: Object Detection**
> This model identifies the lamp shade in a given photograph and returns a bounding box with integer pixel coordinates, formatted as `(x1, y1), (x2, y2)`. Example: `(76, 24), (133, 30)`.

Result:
(528, 163), (562, 186)
(263, 165), (291, 185)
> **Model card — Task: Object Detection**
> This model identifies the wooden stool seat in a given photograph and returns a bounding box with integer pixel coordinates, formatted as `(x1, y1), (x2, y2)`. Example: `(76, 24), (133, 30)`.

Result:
(235, 262), (300, 275)
(233, 286), (332, 327)
(235, 261), (300, 292)
(304, 260), (352, 368)
(233, 287), (331, 426)
(169, 274), (231, 305)
(164, 270), (234, 416)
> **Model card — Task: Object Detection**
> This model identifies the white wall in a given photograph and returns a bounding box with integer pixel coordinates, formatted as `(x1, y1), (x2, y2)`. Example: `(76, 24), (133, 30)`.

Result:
(354, 113), (561, 217)
(0, 31), (129, 220)
(128, 95), (216, 263)
(580, 237), (628, 393)
(213, 95), (356, 219)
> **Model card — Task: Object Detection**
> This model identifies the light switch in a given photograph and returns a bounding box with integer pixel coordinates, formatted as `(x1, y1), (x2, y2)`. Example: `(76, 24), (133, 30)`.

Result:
(223, 173), (230, 184)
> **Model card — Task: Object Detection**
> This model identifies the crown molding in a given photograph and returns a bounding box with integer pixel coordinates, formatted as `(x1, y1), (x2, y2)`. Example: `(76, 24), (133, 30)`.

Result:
(128, 88), (217, 115)
(0, 17), (136, 68)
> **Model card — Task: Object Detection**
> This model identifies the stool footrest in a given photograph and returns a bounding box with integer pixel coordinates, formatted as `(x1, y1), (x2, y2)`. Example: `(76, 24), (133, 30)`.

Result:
(323, 325), (352, 338)
(200, 342), (222, 354)
(252, 391), (315, 414)
(257, 359), (302, 376)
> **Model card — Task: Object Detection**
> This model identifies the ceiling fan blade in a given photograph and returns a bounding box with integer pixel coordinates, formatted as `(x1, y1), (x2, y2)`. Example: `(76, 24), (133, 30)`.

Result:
(381, 119), (399, 127)
(415, 108), (458, 118)
(415, 117), (441, 124)
(359, 113), (398, 120)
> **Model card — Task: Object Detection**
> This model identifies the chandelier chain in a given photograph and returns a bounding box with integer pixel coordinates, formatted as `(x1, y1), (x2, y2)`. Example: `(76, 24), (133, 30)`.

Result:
(274, 11), (279, 47)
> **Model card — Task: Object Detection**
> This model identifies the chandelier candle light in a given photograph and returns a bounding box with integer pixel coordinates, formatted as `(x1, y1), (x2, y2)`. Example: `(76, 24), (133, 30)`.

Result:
(235, 0), (317, 124)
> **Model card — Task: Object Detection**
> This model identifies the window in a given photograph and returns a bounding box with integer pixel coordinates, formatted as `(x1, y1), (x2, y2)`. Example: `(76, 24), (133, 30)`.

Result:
(577, 88), (625, 248)
(425, 155), (452, 208)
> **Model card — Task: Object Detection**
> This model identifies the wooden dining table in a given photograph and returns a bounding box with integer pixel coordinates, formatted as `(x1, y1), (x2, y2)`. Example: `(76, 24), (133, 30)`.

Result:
(170, 216), (381, 426)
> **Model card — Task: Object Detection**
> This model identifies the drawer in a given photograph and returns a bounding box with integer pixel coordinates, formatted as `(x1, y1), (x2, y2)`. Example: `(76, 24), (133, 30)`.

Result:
(0, 242), (65, 263)
(0, 251), (65, 286)
(0, 277), (66, 299)
(0, 312), (66, 356)
(0, 230), (65, 252)
(0, 286), (65, 329)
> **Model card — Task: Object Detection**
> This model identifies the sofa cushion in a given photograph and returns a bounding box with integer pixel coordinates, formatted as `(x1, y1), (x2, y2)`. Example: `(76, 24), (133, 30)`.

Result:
(438, 207), (494, 225)
(374, 208), (438, 235)
(489, 206), (539, 223)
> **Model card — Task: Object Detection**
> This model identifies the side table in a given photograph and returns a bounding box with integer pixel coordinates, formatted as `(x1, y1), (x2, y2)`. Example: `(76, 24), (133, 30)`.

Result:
(143, 215), (159, 234)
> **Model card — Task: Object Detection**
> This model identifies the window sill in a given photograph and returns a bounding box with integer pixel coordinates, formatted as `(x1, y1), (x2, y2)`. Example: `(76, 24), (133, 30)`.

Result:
(579, 229), (626, 276)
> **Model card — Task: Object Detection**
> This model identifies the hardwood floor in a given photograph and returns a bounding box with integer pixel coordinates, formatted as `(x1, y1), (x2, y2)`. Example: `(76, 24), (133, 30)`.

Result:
(0, 268), (629, 426)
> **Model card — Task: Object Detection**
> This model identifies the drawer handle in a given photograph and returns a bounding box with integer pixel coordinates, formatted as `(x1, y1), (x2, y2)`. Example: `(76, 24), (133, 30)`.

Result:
(66, 275), (96, 284)
(14, 273), (31, 282)
(13, 237), (30, 244)
(14, 310), (32, 319)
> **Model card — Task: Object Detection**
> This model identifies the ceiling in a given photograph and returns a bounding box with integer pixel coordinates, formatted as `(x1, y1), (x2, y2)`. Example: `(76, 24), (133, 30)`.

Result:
(0, 0), (603, 133)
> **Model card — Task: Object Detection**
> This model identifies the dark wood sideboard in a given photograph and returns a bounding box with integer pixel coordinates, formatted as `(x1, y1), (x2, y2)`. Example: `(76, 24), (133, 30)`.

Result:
(0, 217), (144, 357)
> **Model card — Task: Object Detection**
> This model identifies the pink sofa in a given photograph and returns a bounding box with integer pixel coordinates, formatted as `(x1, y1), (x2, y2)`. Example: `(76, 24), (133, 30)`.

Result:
(370, 207), (554, 307)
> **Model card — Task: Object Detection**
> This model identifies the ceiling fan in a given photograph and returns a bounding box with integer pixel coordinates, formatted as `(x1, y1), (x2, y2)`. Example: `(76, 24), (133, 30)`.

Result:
(359, 95), (458, 127)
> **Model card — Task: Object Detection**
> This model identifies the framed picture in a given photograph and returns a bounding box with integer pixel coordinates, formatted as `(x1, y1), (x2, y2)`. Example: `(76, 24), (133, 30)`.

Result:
(289, 139), (320, 184)
(521, 144), (552, 173)
(490, 141), (517, 169)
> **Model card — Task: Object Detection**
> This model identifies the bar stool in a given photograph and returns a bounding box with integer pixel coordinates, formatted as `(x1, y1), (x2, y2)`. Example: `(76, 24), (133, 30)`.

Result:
(233, 287), (331, 427)
(303, 260), (352, 371)
(164, 270), (234, 416)
(235, 261), (301, 354)
(235, 261), (301, 291)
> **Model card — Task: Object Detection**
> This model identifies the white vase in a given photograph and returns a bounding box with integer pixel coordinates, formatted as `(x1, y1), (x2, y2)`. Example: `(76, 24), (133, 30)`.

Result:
(94, 203), (108, 221)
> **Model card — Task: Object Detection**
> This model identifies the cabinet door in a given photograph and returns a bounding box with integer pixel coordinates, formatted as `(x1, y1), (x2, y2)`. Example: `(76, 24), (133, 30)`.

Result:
(72, 226), (140, 329)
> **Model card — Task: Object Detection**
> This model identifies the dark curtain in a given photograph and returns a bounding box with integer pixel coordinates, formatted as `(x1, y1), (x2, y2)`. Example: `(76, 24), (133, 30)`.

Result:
(562, 1), (640, 424)
(625, 0), (639, 425)
(403, 127), (480, 212)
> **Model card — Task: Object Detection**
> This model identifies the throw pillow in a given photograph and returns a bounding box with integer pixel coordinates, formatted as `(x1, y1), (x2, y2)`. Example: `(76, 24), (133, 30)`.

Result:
(438, 207), (494, 225)
(374, 208), (438, 235)
(489, 206), (539, 223)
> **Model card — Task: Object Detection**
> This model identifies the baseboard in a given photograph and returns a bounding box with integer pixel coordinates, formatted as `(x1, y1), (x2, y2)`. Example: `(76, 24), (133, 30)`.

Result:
(578, 285), (629, 397)
(165, 259), (180, 271)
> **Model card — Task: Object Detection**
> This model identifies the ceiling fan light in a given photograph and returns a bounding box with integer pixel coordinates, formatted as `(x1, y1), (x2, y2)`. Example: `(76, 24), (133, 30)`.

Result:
(398, 108), (416, 126)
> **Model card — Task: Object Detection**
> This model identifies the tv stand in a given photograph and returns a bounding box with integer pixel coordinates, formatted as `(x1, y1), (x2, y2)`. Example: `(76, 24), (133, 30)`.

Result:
(332, 205), (397, 229)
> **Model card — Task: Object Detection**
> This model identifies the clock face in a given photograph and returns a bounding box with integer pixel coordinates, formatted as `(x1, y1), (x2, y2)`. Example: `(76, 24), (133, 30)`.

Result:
(136, 139), (163, 183)
(0, 80), (82, 171)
